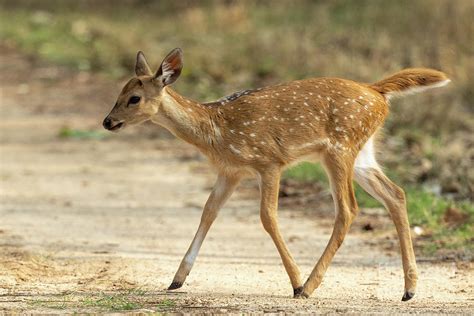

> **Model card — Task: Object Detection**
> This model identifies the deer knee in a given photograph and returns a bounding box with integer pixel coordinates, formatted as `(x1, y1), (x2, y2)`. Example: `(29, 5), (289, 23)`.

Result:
(392, 185), (406, 205)
(385, 182), (406, 211)
(336, 206), (354, 229)
(260, 211), (277, 233)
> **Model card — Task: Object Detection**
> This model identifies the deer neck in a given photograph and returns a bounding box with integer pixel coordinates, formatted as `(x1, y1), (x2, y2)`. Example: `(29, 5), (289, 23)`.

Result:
(151, 87), (219, 150)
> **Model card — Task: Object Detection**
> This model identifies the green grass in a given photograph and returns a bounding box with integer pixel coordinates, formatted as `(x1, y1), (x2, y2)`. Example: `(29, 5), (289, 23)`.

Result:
(58, 126), (108, 140)
(82, 293), (141, 311)
(28, 290), (177, 312)
(284, 162), (473, 255)
(156, 299), (177, 310)
(284, 162), (386, 208)
(29, 295), (72, 310)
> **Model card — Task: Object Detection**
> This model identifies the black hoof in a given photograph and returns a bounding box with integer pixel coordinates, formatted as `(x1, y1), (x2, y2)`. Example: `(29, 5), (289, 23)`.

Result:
(167, 281), (183, 290)
(293, 287), (304, 297)
(402, 291), (415, 301)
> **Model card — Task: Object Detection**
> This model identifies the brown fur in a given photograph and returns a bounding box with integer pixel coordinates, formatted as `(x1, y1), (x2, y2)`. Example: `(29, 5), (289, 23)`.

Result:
(370, 68), (449, 96)
(103, 49), (450, 299)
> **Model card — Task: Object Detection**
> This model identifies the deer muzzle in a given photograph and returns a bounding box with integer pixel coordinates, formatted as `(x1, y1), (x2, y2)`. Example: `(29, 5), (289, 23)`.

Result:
(103, 116), (124, 131)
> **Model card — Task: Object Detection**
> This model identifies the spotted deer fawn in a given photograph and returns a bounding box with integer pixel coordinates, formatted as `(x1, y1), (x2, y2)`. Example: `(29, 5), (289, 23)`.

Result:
(103, 48), (450, 300)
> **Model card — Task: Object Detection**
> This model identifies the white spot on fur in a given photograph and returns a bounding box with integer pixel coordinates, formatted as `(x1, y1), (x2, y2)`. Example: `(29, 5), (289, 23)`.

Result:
(229, 144), (241, 155)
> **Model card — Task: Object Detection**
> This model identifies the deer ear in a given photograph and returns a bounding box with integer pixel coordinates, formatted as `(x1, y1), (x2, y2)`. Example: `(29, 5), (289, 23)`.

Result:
(135, 51), (153, 76)
(154, 48), (183, 86)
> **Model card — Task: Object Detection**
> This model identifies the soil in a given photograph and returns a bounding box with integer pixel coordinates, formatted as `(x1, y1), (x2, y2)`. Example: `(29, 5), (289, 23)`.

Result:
(0, 47), (473, 314)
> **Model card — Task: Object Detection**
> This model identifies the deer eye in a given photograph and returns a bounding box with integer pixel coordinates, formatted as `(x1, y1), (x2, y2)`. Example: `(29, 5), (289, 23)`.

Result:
(128, 96), (141, 105)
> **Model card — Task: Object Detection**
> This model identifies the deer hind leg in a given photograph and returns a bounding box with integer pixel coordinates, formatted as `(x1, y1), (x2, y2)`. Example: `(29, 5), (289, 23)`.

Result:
(168, 173), (241, 290)
(258, 167), (303, 296)
(353, 137), (418, 301)
(298, 153), (359, 298)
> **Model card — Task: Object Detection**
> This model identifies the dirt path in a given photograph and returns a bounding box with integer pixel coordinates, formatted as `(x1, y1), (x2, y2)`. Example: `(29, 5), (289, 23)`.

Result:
(0, 48), (472, 313)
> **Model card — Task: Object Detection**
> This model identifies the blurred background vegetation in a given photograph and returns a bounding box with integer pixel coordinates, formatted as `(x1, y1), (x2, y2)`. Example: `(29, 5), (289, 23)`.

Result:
(0, 0), (472, 255)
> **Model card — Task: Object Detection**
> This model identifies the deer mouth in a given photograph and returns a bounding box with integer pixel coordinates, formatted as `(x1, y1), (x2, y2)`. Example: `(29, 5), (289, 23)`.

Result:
(109, 122), (124, 131)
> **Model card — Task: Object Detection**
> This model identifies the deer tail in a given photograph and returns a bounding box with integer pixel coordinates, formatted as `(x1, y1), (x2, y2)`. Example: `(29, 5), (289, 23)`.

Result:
(370, 68), (450, 100)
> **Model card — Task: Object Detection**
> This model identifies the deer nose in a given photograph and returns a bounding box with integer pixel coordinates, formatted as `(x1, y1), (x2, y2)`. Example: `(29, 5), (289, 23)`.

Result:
(103, 117), (113, 130)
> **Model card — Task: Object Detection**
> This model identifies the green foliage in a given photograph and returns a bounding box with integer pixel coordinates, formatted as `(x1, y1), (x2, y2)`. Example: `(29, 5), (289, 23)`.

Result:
(283, 162), (381, 208)
(283, 162), (327, 183)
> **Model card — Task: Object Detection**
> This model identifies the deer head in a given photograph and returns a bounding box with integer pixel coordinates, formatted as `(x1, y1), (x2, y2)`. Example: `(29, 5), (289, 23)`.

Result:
(103, 48), (183, 131)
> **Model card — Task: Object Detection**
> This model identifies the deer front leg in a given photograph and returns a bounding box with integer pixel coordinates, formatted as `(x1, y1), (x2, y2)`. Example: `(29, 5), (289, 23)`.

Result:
(258, 167), (303, 296)
(168, 173), (241, 290)
(297, 156), (359, 298)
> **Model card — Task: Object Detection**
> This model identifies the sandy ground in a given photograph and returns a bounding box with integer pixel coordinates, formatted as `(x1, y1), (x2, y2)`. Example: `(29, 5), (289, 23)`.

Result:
(0, 48), (473, 314)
